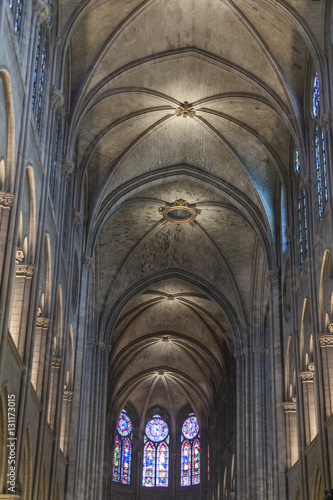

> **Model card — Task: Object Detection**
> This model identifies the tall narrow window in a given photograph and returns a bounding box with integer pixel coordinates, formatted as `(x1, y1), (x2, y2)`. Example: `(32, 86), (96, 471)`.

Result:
(312, 73), (328, 219)
(8, 0), (24, 36)
(295, 149), (308, 267)
(32, 26), (48, 131)
(112, 409), (132, 485)
(143, 415), (169, 488)
(181, 412), (200, 486)
(50, 117), (61, 202)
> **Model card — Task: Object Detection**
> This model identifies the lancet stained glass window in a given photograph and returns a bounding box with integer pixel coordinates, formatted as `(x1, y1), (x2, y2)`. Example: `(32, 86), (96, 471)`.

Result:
(8, 0), (23, 36)
(32, 26), (48, 131)
(143, 415), (169, 488)
(312, 73), (320, 118)
(112, 409), (132, 485)
(181, 413), (200, 486)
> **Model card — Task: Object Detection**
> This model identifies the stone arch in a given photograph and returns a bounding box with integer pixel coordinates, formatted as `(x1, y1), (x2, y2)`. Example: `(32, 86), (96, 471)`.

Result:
(319, 250), (333, 332)
(44, 234), (52, 317)
(26, 166), (36, 263)
(21, 427), (32, 500)
(312, 468), (324, 500)
(300, 298), (312, 371)
(0, 69), (15, 192)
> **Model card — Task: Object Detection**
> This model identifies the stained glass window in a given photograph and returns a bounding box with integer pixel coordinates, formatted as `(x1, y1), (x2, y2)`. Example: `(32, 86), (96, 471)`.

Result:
(181, 412), (200, 486)
(32, 27), (48, 131)
(295, 149), (300, 174)
(8, 0), (23, 36)
(312, 73), (320, 118)
(113, 409), (132, 485)
(143, 415), (169, 488)
(50, 117), (61, 202)
(298, 188), (307, 267)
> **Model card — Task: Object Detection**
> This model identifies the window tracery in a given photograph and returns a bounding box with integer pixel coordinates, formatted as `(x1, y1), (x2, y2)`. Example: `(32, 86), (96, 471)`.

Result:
(113, 409), (132, 485)
(295, 149), (308, 267)
(32, 26), (48, 131)
(181, 412), (200, 486)
(143, 414), (169, 487)
(8, 0), (24, 36)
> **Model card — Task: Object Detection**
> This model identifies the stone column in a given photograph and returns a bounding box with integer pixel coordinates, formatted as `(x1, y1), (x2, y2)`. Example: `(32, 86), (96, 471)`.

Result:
(60, 390), (73, 456)
(283, 400), (298, 469)
(300, 367), (318, 446)
(47, 356), (62, 432)
(0, 192), (14, 283)
(31, 317), (50, 398)
(8, 259), (35, 357)
(319, 332), (333, 419)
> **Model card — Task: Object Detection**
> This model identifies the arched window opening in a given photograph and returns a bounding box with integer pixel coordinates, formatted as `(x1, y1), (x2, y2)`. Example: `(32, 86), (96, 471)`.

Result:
(32, 26), (48, 131)
(8, 0), (24, 36)
(181, 412), (200, 486)
(294, 149), (308, 267)
(143, 414), (169, 488)
(281, 186), (287, 253)
(50, 116), (61, 203)
(312, 73), (328, 219)
(113, 409), (132, 485)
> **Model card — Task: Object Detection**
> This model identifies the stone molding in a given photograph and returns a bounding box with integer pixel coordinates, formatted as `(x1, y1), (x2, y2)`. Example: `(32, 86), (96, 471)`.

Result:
(33, 0), (49, 23)
(285, 228), (294, 241)
(283, 401), (296, 412)
(81, 254), (93, 270)
(0, 192), (14, 209)
(72, 210), (84, 227)
(267, 269), (279, 284)
(319, 333), (333, 347)
(300, 371), (314, 382)
(15, 248), (25, 263)
(49, 86), (64, 109)
(16, 264), (34, 277)
(52, 357), (62, 368)
(307, 362), (315, 372)
(319, 110), (332, 131)
(300, 176), (311, 192)
(328, 323), (333, 334)
(86, 341), (110, 353)
(0, 495), (21, 499)
(63, 390), (74, 402)
(175, 101), (196, 118)
(62, 159), (74, 177)
(234, 347), (268, 359)
(36, 317), (50, 328)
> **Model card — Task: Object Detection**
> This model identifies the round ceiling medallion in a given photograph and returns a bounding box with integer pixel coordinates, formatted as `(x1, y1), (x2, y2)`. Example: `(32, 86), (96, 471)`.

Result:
(159, 199), (200, 224)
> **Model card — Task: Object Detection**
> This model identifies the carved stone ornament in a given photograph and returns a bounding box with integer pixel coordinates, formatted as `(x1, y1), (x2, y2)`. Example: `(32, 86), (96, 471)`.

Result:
(33, 0), (49, 23)
(15, 248), (25, 263)
(159, 199), (201, 224)
(36, 317), (50, 328)
(81, 254), (93, 270)
(283, 401), (296, 412)
(266, 269), (279, 285)
(61, 159), (74, 177)
(63, 390), (74, 402)
(72, 210), (84, 227)
(284, 228), (294, 241)
(16, 264), (34, 278)
(0, 192), (14, 209)
(319, 333), (333, 347)
(300, 176), (311, 192)
(319, 110), (332, 131)
(175, 101), (196, 118)
(49, 86), (64, 110)
(307, 362), (315, 372)
(52, 357), (62, 368)
(300, 371), (314, 382)
(328, 323), (333, 334)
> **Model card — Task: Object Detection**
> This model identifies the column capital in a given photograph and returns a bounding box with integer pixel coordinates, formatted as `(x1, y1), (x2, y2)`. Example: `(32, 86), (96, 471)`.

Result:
(300, 371), (314, 382)
(33, 0), (49, 23)
(16, 264), (34, 278)
(63, 390), (74, 402)
(49, 86), (64, 109)
(15, 248), (25, 263)
(0, 192), (14, 209)
(319, 109), (332, 131)
(62, 159), (74, 177)
(284, 227), (294, 241)
(82, 254), (93, 270)
(283, 401), (296, 412)
(52, 357), (62, 368)
(267, 269), (279, 284)
(36, 317), (50, 328)
(72, 210), (84, 227)
(319, 333), (333, 347)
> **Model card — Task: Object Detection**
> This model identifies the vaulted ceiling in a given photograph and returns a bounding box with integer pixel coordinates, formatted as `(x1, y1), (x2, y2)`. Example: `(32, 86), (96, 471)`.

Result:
(59, 0), (324, 418)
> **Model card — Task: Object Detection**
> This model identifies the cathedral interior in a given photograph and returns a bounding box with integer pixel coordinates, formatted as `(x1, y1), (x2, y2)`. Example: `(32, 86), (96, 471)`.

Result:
(1, 0), (333, 499)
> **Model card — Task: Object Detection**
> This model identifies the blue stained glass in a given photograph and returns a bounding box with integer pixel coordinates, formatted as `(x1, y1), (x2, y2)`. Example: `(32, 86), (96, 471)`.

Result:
(156, 442), (168, 487)
(295, 149), (300, 174)
(14, 0), (23, 35)
(321, 130), (328, 202)
(143, 442), (155, 487)
(121, 438), (131, 484)
(113, 410), (132, 485)
(9, 0), (13, 11)
(117, 409), (132, 437)
(298, 191), (303, 266)
(145, 416), (168, 442)
(316, 127), (323, 218)
(303, 191), (308, 256)
(181, 412), (200, 487)
(312, 73), (320, 118)
(32, 28), (41, 108)
(182, 414), (199, 439)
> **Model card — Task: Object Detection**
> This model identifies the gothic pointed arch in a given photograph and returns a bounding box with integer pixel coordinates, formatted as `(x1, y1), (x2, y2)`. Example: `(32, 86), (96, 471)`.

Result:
(112, 408), (133, 485)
